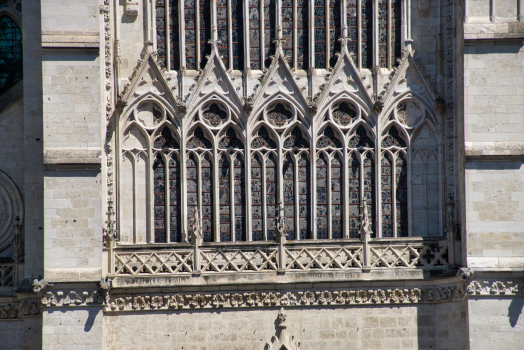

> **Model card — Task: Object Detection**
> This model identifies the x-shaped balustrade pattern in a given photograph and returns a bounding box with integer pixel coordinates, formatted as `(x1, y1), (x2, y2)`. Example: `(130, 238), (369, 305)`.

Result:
(199, 249), (278, 273)
(111, 239), (451, 276)
(285, 246), (363, 271)
(114, 251), (193, 275)
(370, 243), (449, 268)
(0, 264), (15, 287)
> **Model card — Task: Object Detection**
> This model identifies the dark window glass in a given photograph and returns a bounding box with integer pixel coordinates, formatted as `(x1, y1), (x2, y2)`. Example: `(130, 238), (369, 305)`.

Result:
(0, 15), (22, 95)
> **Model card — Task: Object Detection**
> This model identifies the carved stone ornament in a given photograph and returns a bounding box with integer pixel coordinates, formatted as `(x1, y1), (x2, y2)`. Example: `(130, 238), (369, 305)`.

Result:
(0, 170), (24, 251)
(417, 0), (431, 18)
(466, 279), (524, 296)
(266, 308), (300, 350)
(101, 284), (466, 312)
(0, 300), (40, 320)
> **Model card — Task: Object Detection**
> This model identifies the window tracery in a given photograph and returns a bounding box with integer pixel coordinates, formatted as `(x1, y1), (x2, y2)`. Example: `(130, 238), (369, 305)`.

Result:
(0, 13), (22, 95)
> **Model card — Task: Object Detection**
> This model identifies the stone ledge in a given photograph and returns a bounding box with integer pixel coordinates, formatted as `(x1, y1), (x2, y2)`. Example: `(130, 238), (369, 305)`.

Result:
(42, 31), (99, 49)
(44, 149), (101, 166)
(464, 22), (524, 39)
(44, 267), (102, 282)
(465, 142), (524, 159)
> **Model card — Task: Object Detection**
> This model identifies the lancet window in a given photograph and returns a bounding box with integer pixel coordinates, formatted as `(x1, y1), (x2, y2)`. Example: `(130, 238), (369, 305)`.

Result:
(118, 97), (442, 245)
(0, 13), (22, 95)
(156, 0), (403, 72)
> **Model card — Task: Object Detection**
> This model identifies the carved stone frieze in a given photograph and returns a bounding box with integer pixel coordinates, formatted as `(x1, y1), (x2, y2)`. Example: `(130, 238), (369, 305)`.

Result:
(100, 284), (465, 312)
(0, 299), (40, 320)
(466, 280), (524, 296)
(40, 290), (104, 307)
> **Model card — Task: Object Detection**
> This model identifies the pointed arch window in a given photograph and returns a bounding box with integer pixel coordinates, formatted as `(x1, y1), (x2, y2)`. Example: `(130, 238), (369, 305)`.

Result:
(0, 14), (22, 95)
(316, 126), (344, 239)
(217, 0), (244, 70)
(381, 125), (408, 237)
(283, 126), (310, 240)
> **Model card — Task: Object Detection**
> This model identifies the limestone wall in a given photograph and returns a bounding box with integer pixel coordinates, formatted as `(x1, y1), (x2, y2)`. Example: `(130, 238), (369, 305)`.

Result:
(468, 297), (524, 350)
(465, 161), (524, 268)
(0, 99), (25, 195)
(42, 308), (103, 350)
(0, 317), (42, 350)
(104, 303), (468, 350)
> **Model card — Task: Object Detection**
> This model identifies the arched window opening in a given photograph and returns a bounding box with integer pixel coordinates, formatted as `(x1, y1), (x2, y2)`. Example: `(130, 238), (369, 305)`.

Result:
(217, 0), (244, 70)
(381, 152), (393, 237)
(263, 0), (276, 68)
(266, 153), (278, 240)
(233, 154), (246, 241)
(283, 153), (295, 240)
(251, 154), (264, 241)
(201, 153), (214, 242)
(361, 0), (373, 69)
(395, 153), (408, 237)
(0, 14), (22, 95)
(298, 153), (311, 240)
(153, 155), (167, 243)
(219, 154), (232, 242)
(314, 0), (327, 68)
(347, 0), (357, 62)
(348, 153), (360, 238)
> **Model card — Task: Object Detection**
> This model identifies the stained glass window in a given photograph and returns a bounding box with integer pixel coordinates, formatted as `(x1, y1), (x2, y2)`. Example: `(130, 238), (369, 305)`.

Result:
(395, 153), (408, 237)
(219, 154), (231, 242)
(317, 126), (343, 149)
(201, 154), (214, 242)
(169, 156), (182, 242)
(283, 154), (295, 240)
(316, 153), (328, 239)
(361, 0), (373, 69)
(170, 0), (180, 70)
(202, 103), (228, 127)
(251, 154), (263, 240)
(187, 153), (199, 234)
(283, 127), (309, 149)
(234, 154), (246, 241)
(187, 127), (213, 149)
(296, 0), (308, 69)
(267, 103), (293, 127)
(381, 153), (393, 237)
(298, 154), (311, 239)
(328, 0), (341, 67)
(231, 0), (244, 70)
(378, 0), (387, 68)
(363, 152), (376, 237)
(153, 155), (167, 243)
(0, 15), (22, 95)
(154, 127), (180, 149)
(347, 0), (357, 62)
(217, 0), (229, 66)
(264, 0), (276, 68)
(392, 0), (402, 65)
(348, 153), (360, 238)
(266, 153), (278, 240)
(251, 126), (277, 149)
(314, 0), (327, 68)
(333, 102), (357, 126)
(156, 0), (167, 68)
(381, 126), (407, 148)
(348, 126), (374, 149)
(249, 0), (262, 70)
(199, 0), (211, 69)
(184, 0), (197, 69)
(219, 127), (244, 149)
(331, 153), (343, 239)
(282, 0), (293, 64)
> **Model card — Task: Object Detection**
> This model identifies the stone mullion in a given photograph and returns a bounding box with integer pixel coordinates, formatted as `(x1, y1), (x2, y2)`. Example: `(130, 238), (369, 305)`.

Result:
(387, 0), (391, 70)
(227, 0), (233, 71)
(325, 0), (330, 69)
(278, 146), (284, 234)
(357, 0), (362, 69)
(376, 127), (382, 237)
(311, 133), (317, 240)
(372, 0), (379, 67)
(406, 148), (411, 237)
(132, 153), (137, 243)
(116, 127), (122, 243)
(230, 152), (235, 242)
(246, 138), (252, 242)
(294, 153), (300, 240)
(327, 153), (333, 239)
(343, 144), (349, 239)
(196, 0), (201, 70)
(179, 0), (185, 68)
(277, 0), (283, 40)
(391, 150), (397, 238)
(213, 148), (220, 242)
(243, 0), (250, 70)
(147, 151), (154, 243)
(262, 155), (268, 241)
(309, 0), (314, 68)
(359, 151), (365, 231)
(180, 135), (188, 243)
(165, 0), (171, 71)
(165, 153), (171, 243)
(341, 0), (347, 40)
(293, 0), (298, 69)
(260, 0), (265, 68)
(196, 154), (203, 238)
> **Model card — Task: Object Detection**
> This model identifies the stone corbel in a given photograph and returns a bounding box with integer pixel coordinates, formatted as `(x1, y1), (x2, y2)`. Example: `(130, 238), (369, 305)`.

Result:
(124, 0), (139, 16)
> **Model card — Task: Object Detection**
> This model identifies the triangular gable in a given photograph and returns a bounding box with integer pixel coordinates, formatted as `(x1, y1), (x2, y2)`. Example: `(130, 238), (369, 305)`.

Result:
(315, 48), (373, 112)
(120, 47), (177, 107)
(185, 42), (243, 117)
(380, 50), (436, 107)
(250, 44), (309, 118)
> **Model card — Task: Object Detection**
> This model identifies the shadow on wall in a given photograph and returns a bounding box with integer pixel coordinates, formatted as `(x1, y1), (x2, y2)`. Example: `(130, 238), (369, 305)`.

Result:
(508, 298), (524, 328)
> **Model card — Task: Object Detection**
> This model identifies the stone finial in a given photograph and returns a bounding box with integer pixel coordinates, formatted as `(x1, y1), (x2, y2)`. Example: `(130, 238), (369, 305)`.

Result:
(359, 200), (372, 237)
(277, 202), (287, 242)
(191, 209), (203, 243)
(277, 307), (287, 328)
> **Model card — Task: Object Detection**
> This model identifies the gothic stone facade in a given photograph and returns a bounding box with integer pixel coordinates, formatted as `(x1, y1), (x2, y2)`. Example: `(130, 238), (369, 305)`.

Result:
(0, 0), (523, 349)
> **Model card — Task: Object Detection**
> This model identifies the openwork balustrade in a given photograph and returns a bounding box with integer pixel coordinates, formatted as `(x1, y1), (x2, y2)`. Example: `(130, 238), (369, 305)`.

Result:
(0, 264), (16, 287)
(111, 238), (451, 277)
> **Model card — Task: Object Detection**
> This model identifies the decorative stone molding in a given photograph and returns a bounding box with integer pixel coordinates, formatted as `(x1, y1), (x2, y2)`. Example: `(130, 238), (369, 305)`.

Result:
(0, 170), (24, 251)
(39, 290), (104, 307)
(124, 0), (139, 16)
(466, 280), (524, 296)
(100, 284), (465, 312)
(0, 299), (40, 320)
(266, 308), (300, 350)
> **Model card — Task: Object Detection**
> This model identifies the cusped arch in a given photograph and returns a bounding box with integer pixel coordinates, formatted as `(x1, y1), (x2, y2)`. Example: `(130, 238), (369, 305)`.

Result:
(316, 122), (345, 149)
(217, 123), (246, 150)
(381, 93), (438, 130)
(251, 123), (279, 150)
(315, 92), (374, 129)
(121, 92), (181, 129)
(185, 93), (244, 131)
(348, 123), (376, 149)
(411, 121), (438, 150)
(282, 123), (310, 150)
(250, 92), (310, 128)
(122, 122), (149, 150)
(186, 124), (214, 150)
(152, 122), (181, 150)
(381, 122), (409, 148)
(0, 170), (24, 251)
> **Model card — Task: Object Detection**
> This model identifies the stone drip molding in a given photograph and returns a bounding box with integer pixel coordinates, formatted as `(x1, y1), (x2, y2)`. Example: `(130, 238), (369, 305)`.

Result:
(466, 279), (524, 297)
(101, 284), (466, 312)
(0, 299), (40, 320)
